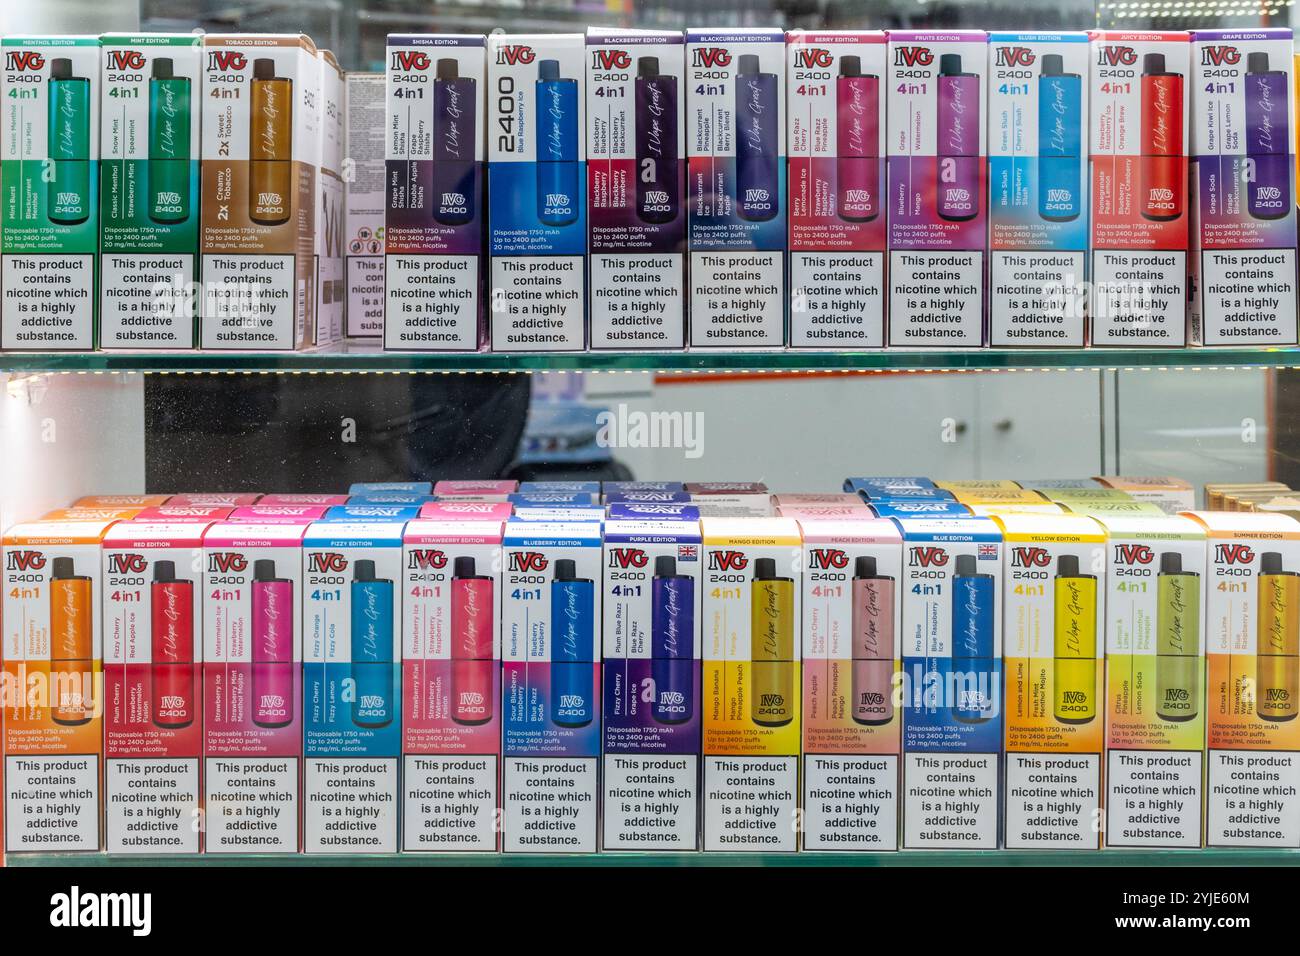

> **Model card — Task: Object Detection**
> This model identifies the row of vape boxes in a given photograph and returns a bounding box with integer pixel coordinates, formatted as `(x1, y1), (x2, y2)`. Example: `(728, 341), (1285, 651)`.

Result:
(8, 474), (1299, 856)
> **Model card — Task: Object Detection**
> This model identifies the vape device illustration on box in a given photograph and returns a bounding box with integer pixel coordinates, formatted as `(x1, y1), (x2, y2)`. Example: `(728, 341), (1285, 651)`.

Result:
(350, 559), (394, 729)
(48, 58), (91, 226)
(537, 59), (579, 227)
(736, 54), (779, 222)
(951, 554), (994, 723)
(251, 558), (293, 729)
(249, 58), (292, 226)
(851, 556), (894, 725)
(550, 558), (594, 727)
(635, 56), (679, 225)
(837, 55), (879, 223)
(148, 57), (191, 225)
(451, 556), (494, 726)
(1052, 554), (1096, 725)
(50, 557), (92, 726)
(1245, 51), (1291, 220)
(751, 557), (794, 727)
(1038, 53), (1082, 223)
(1156, 551), (1200, 723)
(433, 58), (476, 227)
(937, 53), (980, 223)
(1258, 551), (1299, 722)
(151, 560), (194, 729)
(1140, 52), (1184, 222)
(651, 555), (693, 724)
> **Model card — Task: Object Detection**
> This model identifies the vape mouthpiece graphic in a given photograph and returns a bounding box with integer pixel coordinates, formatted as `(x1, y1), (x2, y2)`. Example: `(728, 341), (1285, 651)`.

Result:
(1053, 553), (1097, 725)
(454, 555), (477, 578)
(750, 556), (794, 727)
(1040, 54), (1064, 77)
(1257, 550), (1299, 722)
(651, 553), (694, 725)
(835, 52), (879, 223)
(1156, 550), (1200, 723)
(1243, 50), (1290, 220)
(841, 55), (862, 78)
(432, 54), (477, 226)
(437, 57), (458, 81)
(152, 58), (173, 80)
(450, 554), (494, 726)
(350, 557), (394, 729)
(735, 53), (779, 222)
(855, 555), (877, 577)
(555, 558), (577, 581)
(353, 559), (376, 581)
(52, 556), (76, 580)
(550, 557), (595, 728)
(939, 53), (964, 76)
(536, 58), (579, 227)
(150, 558), (195, 730)
(655, 555), (676, 576)
(154, 559), (175, 581)
(1139, 50), (1184, 222)
(955, 553), (977, 576)
(254, 558), (278, 582)
(936, 51), (979, 222)
(1143, 53), (1166, 76)
(851, 553), (895, 726)
(634, 53), (679, 225)
(539, 58), (561, 81)
(249, 57), (292, 226)
(639, 56), (659, 78)
(49, 555), (92, 726)
(47, 57), (90, 226)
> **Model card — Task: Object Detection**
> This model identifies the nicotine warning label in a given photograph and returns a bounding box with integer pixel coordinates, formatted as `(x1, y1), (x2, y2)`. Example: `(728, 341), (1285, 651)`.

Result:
(101, 253), (195, 349)
(490, 255), (585, 351)
(1208, 749), (1300, 847)
(803, 754), (898, 850)
(384, 254), (479, 350)
(1005, 752), (1100, 849)
(1091, 250), (1186, 345)
(504, 756), (598, 852)
(1106, 750), (1201, 848)
(1, 254), (95, 350)
(590, 254), (684, 349)
(5, 754), (100, 852)
(690, 252), (784, 347)
(1200, 250), (1298, 346)
(204, 757), (299, 853)
(305, 758), (397, 853)
(888, 251), (983, 346)
(703, 755), (798, 852)
(200, 254), (297, 349)
(403, 754), (498, 852)
(903, 752), (998, 849)
(790, 252), (884, 348)
(990, 251), (1086, 347)
(347, 256), (385, 337)
(106, 758), (200, 854)
(603, 754), (698, 850)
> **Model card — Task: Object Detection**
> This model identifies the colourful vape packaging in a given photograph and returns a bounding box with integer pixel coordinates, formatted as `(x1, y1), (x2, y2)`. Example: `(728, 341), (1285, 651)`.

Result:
(3, 519), (116, 852)
(988, 33), (1090, 346)
(773, 493), (867, 510)
(201, 519), (308, 852)
(229, 504), (330, 523)
(604, 480), (685, 500)
(602, 510), (702, 850)
(1096, 514), (1206, 848)
(384, 35), (486, 350)
(102, 520), (208, 854)
(799, 516), (903, 850)
(98, 35), (201, 349)
(350, 481), (433, 495)
(433, 479), (518, 501)
(700, 517), (802, 851)
(324, 505), (420, 522)
(787, 31), (887, 348)
(871, 501), (973, 519)
(343, 72), (386, 338)
(134, 505), (234, 522)
(1189, 29), (1298, 345)
(1, 37), (100, 350)
(586, 29), (686, 349)
(487, 33), (587, 352)
(934, 479), (1022, 492)
(896, 517), (1003, 849)
(501, 517), (602, 852)
(1098, 476), (1195, 514)
(166, 493), (261, 507)
(44, 508), (145, 523)
(312, 50), (344, 346)
(886, 31), (989, 347)
(1089, 31), (1191, 346)
(75, 494), (173, 508)
(200, 35), (318, 350)
(686, 28), (787, 347)
(258, 494), (347, 507)
(844, 476), (936, 494)
(520, 480), (600, 502)
(1188, 511), (1300, 847)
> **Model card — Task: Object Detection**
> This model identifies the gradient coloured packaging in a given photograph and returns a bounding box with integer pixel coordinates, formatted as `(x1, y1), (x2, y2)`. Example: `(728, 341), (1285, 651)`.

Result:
(202, 519), (308, 852)
(787, 32), (887, 348)
(312, 50), (344, 346)
(700, 517), (802, 851)
(134, 505), (234, 522)
(324, 505), (420, 522)
(1189, 29), (1297, 345)
(1188, 511), (1300, 847)
(989, 33), (1090, 347)
(44, 508), (144, 523)
(604, 480), (685, 499)
(229, 504), (329, 523)
(343, 72), (385, 338)
(0, 37), (100, 350)
(257, 494), (347, 507)
(102, 520), (207, 853)
(434, 479), (517, 501)
(384, 35), (485, 350)
(602, 510), (702, 850)
(1089, 31), (1191, 346)
(3, 519), (115, 852)
(166, 493), (261, 507)
(200, 35), (318, 350)
(886, 32), (988, 347)
(799, 516), (903, 850)
(897, 517), (1003, 849)
(871, 501), (972, 519)
(488, 34), (587, 352)
(501, 517), (602, 852)
(686, 29), (787, 348)
(1096, 514), (1206, 848)
(586, 29), (686, 349)
(350, 481), (432, 495)
(519, 480), (600, 502)
(844, 476), (936, 494)
(99, 35), (201, 349)
(76, 494), (173, 508)
(1097, 476), (1194, 513)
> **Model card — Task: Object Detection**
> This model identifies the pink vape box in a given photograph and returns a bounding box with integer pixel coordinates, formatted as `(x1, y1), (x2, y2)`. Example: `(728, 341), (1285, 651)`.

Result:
(402, 511), (506, 851)
(257, 494), (350, 507)
(228, 505), (331, 523)
(167, 493), (263, 507)
(418, 501), (513, 521)
(778, 504), (876, 520)
(202, 520), (308, 854)
(432, 480), (519, 501)
(133, 505), (235, 522)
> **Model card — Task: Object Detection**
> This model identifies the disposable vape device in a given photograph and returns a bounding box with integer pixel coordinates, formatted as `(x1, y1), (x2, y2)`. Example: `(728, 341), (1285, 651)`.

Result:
(50, 557), (92, 726)
(48, 58), (91, 226)
(1052, 554), (1096, 725)
(150, 560), (194, 730)
(536, 59), (579, 227)
(432, 58), (477, 227)
(251, 558), (293, 729)
(450, 556), (494, 726)
(1245, 52), (1291, 220)
(634, 56), (679, 224)
(148, 57), (191, 224)
(951, 554), (994, 723)
(1038, 53), (1082, 222)
(836, 55), (879, 222)
(1140, 52), (1184, 222)
(937, 53), (980, 223)
(1156, 551), (1200, 723)
(350, 559), (394, 729)
(249, 58), (292, 226)
(550, 558), (594, 727)
(751, 557), (794, 727)
(851, 556), (894, 726)
(651, 555), (693, 724)
(1257, 551), (1299, 722)
(735, 54), (779, 222)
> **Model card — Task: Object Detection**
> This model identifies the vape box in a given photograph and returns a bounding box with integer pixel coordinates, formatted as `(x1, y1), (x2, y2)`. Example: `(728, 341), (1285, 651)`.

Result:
(996, 513), (1105, 849)
(343, 72), (386, 338)
(401, 510), (505, 851)
(779, 505), (877, 521)
(586, 29), (687, 349)
(1089, 30), (1191, 346)
(988, 33), (1090, 346)
(75, 494), (173, 508)
(3, 519), (116, 852)
(886, 31), (989, 347)
(0, 37), (101, 350)
(1190, 29), (1298, 345)
(102, 520), (208, 854)
(1095, 514), (1206, 848)
(686, 29), (786, 348)
(1188, 511), (1300, 847)
(134, 505), (234, 522)
(700, 517), (802, 852)
(258, 494), (348, 507)
(1100, 477), (1196, 512)
(200, 34), (318, 350)
(312, 50), (344, 346)
(798, 516), (903, 851)
(934, 479), (1023, 492)
(488, 33), (587, 352)
(501, 517), (603, 852)
(202, 519), (308, 853)
(787, 31), (888, 348)
(1020, 478), (1104, 490)
(772, 494), (867, 509)
(229, 504), (330, 523)
(347, 493), (432, 507)
(384, 35), (485, 350)
(871, 501), (973, 519)
(601, 511), (703, 850)
(844, 476), (936, 494)
(302, 519), (404, 853)
(434, 479), (517, 501)
(896, 517), (1003, 849)
(1067, 501), (1167, 518)
(45, 508), (145, 523)
(324, 504), (420, 522)
(99, 34), (202, 350)
(167, 493), (262, 507)
(863, 487), (958, 501)
(519, 480), (600, 501)
(350, 481), (432, 495)
(604, 481), (685, 499)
